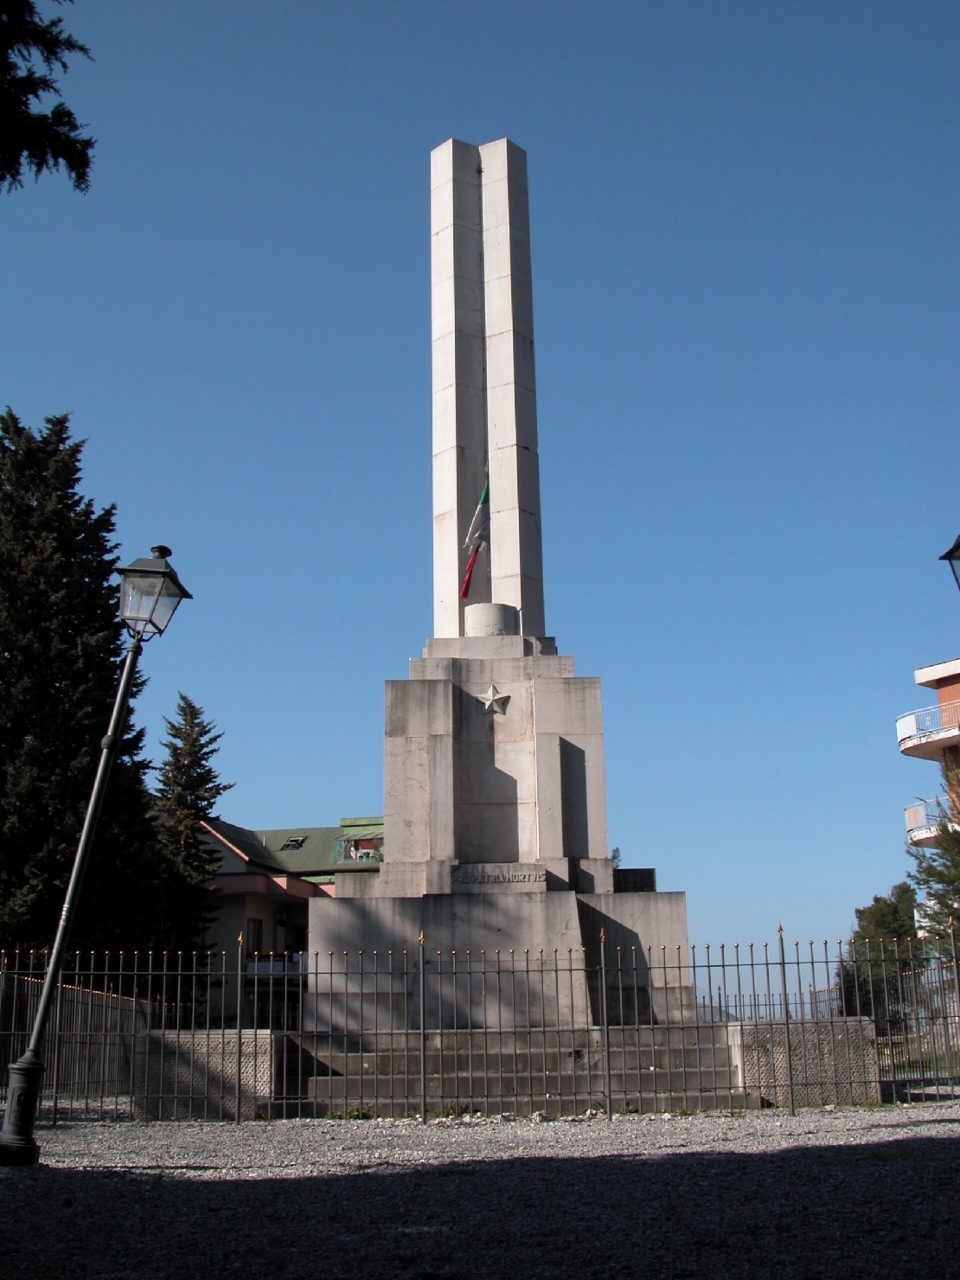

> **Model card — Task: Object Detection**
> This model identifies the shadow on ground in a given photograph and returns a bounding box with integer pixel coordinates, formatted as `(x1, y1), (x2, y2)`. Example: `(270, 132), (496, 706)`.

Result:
(2, 1135), (957, 1278)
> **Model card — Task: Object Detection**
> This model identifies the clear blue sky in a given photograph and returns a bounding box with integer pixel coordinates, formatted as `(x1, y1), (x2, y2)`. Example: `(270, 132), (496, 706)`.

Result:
(3, 1), (958, 948)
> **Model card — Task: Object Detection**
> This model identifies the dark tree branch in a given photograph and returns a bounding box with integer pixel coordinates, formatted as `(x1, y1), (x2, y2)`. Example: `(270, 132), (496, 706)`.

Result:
(0, 2), (96, 193)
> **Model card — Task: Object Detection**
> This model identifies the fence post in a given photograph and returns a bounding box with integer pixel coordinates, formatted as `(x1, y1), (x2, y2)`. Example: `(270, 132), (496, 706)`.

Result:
(599, 930), (612, 1121)
(49, 953), (64, 1127)
(419, 931), (427, 1123)
(950, 920), (960, 1026)
(235, 935), (243, 1123)
(778, 925), (796, 1116)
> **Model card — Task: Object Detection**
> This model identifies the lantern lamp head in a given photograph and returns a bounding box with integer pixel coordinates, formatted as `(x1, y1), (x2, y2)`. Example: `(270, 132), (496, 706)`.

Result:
(940, 534), (960, 599)
(118, 545), (192, 639)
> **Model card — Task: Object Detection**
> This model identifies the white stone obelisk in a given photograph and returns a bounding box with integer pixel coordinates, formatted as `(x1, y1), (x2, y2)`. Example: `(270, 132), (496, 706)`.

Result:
(431, 138), (545, 638)
(370, 136), (611, 890)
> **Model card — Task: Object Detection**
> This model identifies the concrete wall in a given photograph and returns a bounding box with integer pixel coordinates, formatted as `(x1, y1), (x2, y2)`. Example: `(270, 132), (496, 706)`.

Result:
(305, 889), (694, 1037)
(310, 890), (588, 954)
(305, 893), (592, 1034)
(207, 890), (309, 959)
(935, 674), (960, 707)
(577, 892), (691, 981)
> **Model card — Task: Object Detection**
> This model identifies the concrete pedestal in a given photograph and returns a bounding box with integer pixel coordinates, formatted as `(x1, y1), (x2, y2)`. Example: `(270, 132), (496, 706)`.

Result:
(306, 887), (691, 1036)
(379, 636), (607, 878)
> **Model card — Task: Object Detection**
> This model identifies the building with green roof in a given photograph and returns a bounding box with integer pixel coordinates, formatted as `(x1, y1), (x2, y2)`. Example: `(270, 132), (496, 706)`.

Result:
(201, 816), (382, 959)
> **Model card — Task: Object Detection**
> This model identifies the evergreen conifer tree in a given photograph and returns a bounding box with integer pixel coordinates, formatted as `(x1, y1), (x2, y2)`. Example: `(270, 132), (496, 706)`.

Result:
(851, 881), (919, 946)
(909, 822), (960, 935)
(0, 409), (158, 949)
(840, 882), (921, 1029)
(1, 0), (96, 193)
(154, 693), (233, 950)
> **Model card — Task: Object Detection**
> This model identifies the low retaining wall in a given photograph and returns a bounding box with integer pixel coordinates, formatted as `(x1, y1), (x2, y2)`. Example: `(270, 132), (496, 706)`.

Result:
(729, 1018), (879, 1107)
(132, 1031), (276, 1120)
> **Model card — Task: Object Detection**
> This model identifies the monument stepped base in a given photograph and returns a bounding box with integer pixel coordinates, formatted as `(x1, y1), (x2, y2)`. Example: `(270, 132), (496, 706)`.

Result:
(285, 1025), (762, 1117)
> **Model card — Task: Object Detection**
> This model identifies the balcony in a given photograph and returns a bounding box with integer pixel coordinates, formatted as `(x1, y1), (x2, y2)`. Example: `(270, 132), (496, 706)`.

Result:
(334, 833), (384, 865)
(896, 699), (960, 759)
(904, 797), (958, 848)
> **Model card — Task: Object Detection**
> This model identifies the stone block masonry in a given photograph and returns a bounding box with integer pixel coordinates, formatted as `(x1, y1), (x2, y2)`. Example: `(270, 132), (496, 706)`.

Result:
(132, 1031), (276, 1120)
(729, 1019), (880, 1107)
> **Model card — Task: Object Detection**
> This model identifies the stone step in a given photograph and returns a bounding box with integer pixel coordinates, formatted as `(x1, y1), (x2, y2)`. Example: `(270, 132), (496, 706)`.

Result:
(286, 1088), (763, 1118)
(289, 1026), (737, 1056)
(305, 1065), (743, 1099)
(299, 1054), (736, 1081)
(292, 1041), (737, 1075)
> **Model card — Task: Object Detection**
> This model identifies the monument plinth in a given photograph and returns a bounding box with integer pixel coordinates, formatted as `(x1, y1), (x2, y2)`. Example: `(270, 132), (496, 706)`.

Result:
(307, 138), (689, 1023)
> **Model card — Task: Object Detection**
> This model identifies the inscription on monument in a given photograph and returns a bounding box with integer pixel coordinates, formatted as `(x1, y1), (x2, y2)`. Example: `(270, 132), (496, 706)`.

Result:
(451, 863), (547, 893)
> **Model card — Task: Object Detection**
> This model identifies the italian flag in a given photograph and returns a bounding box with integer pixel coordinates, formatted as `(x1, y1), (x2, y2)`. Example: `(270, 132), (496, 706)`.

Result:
(460, 479), (489, 600)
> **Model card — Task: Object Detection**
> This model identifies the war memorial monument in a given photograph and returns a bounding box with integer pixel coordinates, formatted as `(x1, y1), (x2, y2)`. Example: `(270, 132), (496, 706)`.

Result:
(306, 138), (691, 1032)
(296, 143), (879, 1119)
(0, 139), (878, 1129)
(141, 143), (881, 1119)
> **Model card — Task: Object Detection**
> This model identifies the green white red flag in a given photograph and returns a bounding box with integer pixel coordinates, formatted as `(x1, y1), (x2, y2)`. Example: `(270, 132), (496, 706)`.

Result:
(460, 479), (489, 599)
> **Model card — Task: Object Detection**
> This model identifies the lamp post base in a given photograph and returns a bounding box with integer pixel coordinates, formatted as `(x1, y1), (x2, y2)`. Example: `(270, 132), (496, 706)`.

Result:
(0, 1050), (43, 1166)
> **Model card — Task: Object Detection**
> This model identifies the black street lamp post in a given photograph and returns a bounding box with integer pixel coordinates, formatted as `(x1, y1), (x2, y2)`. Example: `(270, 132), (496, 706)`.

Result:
(0, 546), (191, 1166)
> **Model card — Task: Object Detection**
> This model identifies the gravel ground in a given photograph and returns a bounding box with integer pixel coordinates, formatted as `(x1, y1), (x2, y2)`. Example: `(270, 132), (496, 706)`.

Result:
(3, 1103), (959, 1278)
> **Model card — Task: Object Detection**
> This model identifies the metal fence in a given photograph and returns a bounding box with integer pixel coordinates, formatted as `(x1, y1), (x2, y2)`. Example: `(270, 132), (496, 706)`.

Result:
(2, 932), (959, 1123)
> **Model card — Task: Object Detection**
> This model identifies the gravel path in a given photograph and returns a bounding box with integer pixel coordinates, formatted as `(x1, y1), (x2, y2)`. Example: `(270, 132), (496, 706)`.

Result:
(3, 1104), (959, 1278)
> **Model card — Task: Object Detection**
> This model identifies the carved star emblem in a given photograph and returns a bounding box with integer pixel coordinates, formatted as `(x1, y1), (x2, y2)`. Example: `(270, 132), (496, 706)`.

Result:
(480, 683), (510, 715)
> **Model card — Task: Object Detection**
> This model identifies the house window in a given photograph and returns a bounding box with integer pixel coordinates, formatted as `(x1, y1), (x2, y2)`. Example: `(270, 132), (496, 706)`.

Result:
(246, 918), (263, 955)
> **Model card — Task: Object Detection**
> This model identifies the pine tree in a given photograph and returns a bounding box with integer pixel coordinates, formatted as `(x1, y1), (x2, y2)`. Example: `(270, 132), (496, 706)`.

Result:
(0, 409), (158, 949)
(852, 881), (919, 945)
(840, 881), (921, 1029)
(1, 1), (96, 193)
(909, 821), (960, 936)
(154, 693), (233, 950)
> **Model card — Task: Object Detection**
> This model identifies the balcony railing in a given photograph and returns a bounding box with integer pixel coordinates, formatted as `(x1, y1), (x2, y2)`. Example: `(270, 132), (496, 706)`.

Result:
(896, 699), (960, 747)
(334, 834), (384, 865)
(905, 797), (947, 835)
(904, 797), (959, 848)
